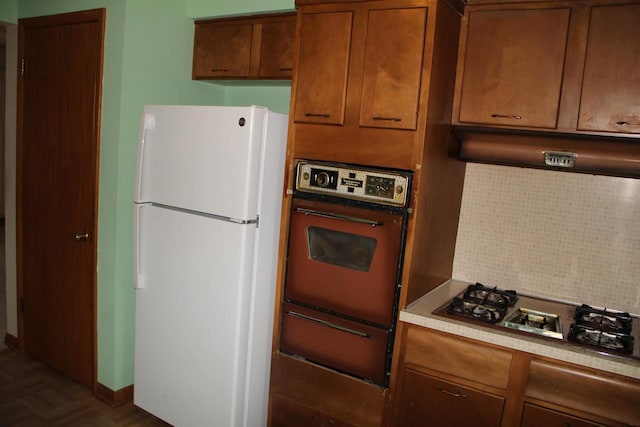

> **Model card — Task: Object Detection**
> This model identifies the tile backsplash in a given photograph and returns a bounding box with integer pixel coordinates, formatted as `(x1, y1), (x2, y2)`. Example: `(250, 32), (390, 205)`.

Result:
(452, 163), (640, 314)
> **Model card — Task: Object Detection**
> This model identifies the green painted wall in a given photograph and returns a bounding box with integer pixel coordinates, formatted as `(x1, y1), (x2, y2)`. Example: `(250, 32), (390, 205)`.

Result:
(14, 0), (294, 390)
(187, 0), (294, 18)
(0, 0), (17, 23)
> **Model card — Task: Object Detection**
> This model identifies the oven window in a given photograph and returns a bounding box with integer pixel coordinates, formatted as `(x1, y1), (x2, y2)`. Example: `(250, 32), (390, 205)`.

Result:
(307, 226), (377, 272)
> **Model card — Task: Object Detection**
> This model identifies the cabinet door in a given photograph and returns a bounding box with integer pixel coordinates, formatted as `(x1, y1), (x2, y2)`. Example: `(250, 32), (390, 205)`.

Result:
(193, 22), (252, 78)
(293, 11), (353, 125)
(258, 19), (296, 79)
(521, 403), (607, 427)
(397, 369), (504, 427)
(457, 8), (570, 129)
(270, 394), (359, 427)
(578, 3), (640, 134)
(359, 7), (426, 130)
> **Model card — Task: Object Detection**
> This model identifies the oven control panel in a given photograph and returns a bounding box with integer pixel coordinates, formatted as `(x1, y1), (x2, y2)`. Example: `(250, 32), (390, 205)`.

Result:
(295, 161), (411, 207)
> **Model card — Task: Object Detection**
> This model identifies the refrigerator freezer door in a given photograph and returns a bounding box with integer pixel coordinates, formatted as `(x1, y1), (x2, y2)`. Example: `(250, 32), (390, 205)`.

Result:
(135, 105), (266, 220)
(134, 204), (256, 427)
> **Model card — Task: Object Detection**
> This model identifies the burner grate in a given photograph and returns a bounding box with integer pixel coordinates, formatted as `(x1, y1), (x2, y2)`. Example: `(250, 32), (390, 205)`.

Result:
(446, 297), (506, 323)
(462, 282), (518, 308)
(569, 304), (635, 354)
(568, 324), (634, 354)
(574, 304), (632, 335)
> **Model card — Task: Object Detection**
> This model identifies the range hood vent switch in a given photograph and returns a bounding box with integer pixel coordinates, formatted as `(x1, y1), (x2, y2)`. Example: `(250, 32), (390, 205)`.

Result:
(544, 151), (577, 168)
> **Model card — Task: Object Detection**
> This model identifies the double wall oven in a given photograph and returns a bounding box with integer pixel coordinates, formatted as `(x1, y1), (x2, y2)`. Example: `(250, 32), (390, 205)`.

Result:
(280, 160), (412, 386)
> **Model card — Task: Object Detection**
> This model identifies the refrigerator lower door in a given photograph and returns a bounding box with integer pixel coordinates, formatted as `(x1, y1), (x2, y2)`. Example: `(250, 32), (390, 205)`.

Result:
(134, 204), (256, 427)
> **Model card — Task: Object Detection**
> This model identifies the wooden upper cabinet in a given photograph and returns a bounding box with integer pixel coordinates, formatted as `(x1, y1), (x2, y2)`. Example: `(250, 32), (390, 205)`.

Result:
(258, 19), (297, 78)
(293, 11), (353, 125)
(359, 8), (426, 130)
(193, 22), (252, 78)
(293, 6), (428, 130)
(193, 13), (296, 80)
(289, 0), (462, 169)
(456, 7), (570, 129)
(578, 3), (640, 134)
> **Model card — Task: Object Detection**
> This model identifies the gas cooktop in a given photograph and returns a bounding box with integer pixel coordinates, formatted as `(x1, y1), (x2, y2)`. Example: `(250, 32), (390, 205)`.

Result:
(434, 282), (639, 361)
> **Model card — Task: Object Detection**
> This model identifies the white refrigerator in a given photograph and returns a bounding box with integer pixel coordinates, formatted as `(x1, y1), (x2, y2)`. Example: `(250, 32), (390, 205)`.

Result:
(133, 105), (288, 427)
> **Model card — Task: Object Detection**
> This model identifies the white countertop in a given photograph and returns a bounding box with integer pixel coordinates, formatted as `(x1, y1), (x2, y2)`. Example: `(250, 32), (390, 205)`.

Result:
(399, 279), (640, 380)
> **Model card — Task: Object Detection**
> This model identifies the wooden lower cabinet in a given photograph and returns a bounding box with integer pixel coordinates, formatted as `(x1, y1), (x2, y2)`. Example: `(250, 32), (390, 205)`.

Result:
(397, 369), (504, 427)
(525, 358), (640, 426)
(389, 325), (513, 427)
(521, 404), (606, 427)
(268, 353), (387, 427)
(390, 324), (640, 427)
(270, 394), (359, 427)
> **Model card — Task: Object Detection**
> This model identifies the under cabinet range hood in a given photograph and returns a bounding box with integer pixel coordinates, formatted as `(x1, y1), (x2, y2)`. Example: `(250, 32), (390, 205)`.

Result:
(452, 128), (640, 178)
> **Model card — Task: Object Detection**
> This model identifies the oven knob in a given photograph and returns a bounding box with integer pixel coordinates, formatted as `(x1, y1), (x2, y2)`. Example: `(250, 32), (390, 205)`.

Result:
(315, 171), (331, 188)
(395, 185), (404, 194)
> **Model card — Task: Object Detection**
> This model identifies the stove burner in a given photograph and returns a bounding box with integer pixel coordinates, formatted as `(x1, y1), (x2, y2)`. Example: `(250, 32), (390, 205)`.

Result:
(569, 305), (635, 355)
(568, 324), (634, 354)
(447, 297), (506, 324)
(574, 304), (632, 334)
(463, 283), (518, 308)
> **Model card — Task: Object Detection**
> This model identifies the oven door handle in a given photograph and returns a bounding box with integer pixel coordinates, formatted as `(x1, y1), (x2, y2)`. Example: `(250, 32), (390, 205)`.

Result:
(294, 208), (383, 227)
(286, 311), (372, 338)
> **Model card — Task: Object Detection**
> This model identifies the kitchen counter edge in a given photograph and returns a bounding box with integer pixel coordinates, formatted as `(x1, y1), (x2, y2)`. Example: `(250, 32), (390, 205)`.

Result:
(399, 279), (640, 380)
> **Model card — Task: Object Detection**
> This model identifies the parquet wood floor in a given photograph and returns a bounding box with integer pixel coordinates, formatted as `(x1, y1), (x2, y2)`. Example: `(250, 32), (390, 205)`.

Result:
(0, 349), (172, 426)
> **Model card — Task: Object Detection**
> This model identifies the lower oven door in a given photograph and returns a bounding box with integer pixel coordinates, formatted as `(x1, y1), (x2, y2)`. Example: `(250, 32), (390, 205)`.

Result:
(285, 198), (405, 326)
(280, 302), (390, 385)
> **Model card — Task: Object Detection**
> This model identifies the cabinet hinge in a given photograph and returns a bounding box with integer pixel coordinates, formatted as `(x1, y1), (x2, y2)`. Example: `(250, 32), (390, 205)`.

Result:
(20, 58), (25, 76)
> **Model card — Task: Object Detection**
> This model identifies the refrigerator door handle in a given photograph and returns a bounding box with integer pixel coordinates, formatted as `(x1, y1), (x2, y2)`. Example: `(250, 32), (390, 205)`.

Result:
(135, 113), (156, 202)
(133, 204), (145, 289)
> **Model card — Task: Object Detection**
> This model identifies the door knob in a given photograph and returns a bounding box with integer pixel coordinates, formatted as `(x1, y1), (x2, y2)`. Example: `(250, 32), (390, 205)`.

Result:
(74, 232), (90, 241)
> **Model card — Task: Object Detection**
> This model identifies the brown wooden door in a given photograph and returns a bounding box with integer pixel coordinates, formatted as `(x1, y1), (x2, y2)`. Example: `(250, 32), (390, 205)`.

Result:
(193, 21), (252, 78)
(578, 3), (640, 134)
(257, 18), (296, 79)
(359, 7), (426, 130)
(293, 11), (353, 125)
(457, 7), (570, 129)
(18, 9), (104, 387)
(396, 369), (505, 427)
